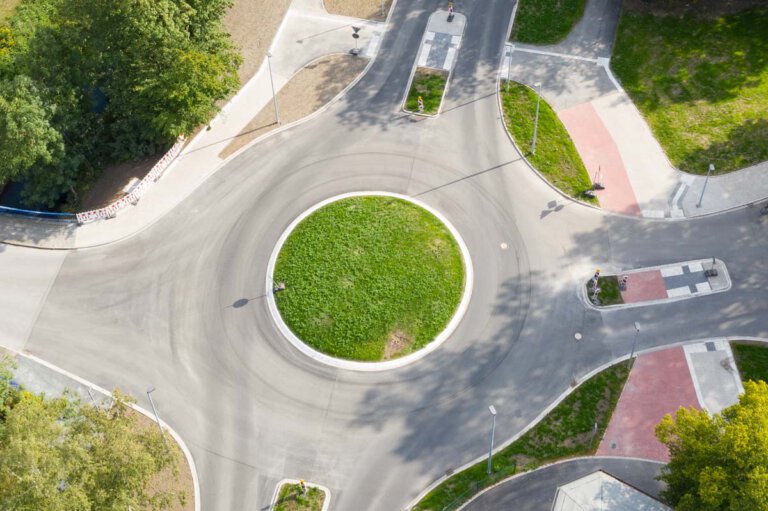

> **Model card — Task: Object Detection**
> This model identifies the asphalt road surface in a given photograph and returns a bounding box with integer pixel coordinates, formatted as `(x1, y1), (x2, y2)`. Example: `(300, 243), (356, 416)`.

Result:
(20, 0), (768, 510)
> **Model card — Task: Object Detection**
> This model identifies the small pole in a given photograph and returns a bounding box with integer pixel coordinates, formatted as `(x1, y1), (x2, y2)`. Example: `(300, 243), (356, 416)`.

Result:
(381, 0), (384, 17)
(266, 52), (280, 125)
(531, 83), (542, 155)
(505, 48), (511, 92)
(696, 163), (714, 208)
(487, 405), (497, 475)
(628, 322), (640, 369)
(146, 385), (166, 444)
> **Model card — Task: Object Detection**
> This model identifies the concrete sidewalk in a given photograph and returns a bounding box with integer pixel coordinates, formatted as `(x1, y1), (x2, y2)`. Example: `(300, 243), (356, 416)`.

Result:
(0, 0), (385, 249)
(503, 0), (768, 220)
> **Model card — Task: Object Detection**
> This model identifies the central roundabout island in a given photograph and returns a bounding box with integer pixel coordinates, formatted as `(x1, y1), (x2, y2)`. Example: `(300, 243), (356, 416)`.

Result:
(269, 193), (470, 367)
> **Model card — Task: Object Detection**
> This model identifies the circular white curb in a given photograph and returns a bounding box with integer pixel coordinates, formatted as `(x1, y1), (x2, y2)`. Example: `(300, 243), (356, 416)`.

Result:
(265, 191), (474, 372)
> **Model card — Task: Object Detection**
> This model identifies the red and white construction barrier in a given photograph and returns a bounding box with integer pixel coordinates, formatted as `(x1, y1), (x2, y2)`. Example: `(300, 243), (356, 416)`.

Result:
(76, 137), (185, 224)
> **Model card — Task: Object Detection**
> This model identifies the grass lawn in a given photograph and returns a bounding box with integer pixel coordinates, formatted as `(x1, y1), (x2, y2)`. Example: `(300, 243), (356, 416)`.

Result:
(0, 0), (20, 21)
(510, 0), (586, 45)
(413, 362), (630, 511)
(404, 68), (448, 115)
(274, 196), (465, 361)
(611, 6), (768, 174)
(586, 276), (623, 306)
(274, 483), (325, 511)
(732, 342), (768, 383)
(500, 81), (596, 204)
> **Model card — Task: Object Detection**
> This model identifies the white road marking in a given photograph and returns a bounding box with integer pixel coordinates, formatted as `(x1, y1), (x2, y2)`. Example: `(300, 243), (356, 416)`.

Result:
(444, 47), (457, 70)
(661, 266), (684, 277)
(688, 261), (704, 272)
(667, 286), (692, 298)
(417, 44), (430, 66)
(511, 46), (599, 64)
(695, 282), (712, 293)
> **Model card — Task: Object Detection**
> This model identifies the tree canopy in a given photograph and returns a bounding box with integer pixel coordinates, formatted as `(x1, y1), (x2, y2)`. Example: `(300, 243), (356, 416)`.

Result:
(656, 380), (768, 511)
(0, 356), (184, 511)
(0, 0), (240, 208)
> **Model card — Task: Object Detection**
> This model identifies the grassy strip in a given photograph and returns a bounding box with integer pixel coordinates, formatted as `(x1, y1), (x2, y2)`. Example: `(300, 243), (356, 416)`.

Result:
(413, 363), (630, 511)
(510, 0), (586, 45)
(500, 81), (596, 204)
(274, 196), (465, 361)
(405, 68), (448, 115)
(274, 483), (325, 511)
(586, 276), (623, 306)
(611, 7), (768, 174)
(732, 342), (768, 383)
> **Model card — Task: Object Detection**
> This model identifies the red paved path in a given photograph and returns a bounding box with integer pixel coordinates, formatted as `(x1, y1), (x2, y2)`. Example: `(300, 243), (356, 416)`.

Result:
(597, 347), (700, 462)
(620, 270), (667, 304)
(558, 102), (641, 216)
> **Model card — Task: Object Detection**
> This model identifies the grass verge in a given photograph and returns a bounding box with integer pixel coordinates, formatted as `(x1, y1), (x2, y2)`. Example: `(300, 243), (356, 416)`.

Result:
(586, 276), (623, 306)
(274, 196), (465, 361)
(412, 362), (630, 511)
(500, 81), (596, 204)
(274, 483), (326, 511)
(510, 0), (586, 45)
(405, 68), (448, 115)
(732, 342), (768, 383)
(611, 6), (768, 174)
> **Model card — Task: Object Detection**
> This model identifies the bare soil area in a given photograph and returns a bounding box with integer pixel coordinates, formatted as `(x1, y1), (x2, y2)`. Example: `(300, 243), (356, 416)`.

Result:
(219, 53), (368, 159)
(79, 155), (160, 211)
(323, 0), (393, 20)
(623, 0), (764, 17)
(132, 409), (194, 511)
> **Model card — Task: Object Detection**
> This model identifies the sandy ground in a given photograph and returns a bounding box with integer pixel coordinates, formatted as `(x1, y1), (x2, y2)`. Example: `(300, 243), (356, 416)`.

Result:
(133, 409), (194, 511)
(80, 155), (160, 211)
(224, 0), (293, 85)
(219, 53), (369, 159)
(324, 0), (393, 20)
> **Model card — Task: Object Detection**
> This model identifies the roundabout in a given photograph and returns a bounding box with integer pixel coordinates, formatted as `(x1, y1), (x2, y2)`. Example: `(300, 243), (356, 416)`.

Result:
(266, 191), (473, 370)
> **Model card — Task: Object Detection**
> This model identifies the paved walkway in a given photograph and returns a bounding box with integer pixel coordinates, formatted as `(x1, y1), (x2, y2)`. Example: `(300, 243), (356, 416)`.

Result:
(0, 0), (384, 249)
(597, 342), (744, 462)
(504, 0), (768, 219)
(416, 10), (466, 72)
(618, 259), (729, 305)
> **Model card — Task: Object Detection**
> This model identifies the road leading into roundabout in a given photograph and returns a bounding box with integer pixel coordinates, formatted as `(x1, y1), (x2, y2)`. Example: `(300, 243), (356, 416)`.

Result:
(19, 1), (768, 510)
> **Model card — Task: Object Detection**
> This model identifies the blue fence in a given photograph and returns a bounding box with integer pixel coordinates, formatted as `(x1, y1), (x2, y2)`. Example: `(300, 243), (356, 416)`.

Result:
(0, 205), (76, 221)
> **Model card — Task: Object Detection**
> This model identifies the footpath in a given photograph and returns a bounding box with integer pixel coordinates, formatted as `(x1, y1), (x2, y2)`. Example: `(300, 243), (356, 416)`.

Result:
(597, 340), (744, 462)
(503, 0), (768, 219)
(0, 0), (386, 250)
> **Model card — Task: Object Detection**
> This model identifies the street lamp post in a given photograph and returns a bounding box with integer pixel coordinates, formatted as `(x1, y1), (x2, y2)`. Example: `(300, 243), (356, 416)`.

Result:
(266, 51), (281, 125)
(628, 322), (640, 368)
(531, 82), (542, 155)
(696, 163), (715, 208)
(487, 405), (497, 475)
(146, 385), (164, 439)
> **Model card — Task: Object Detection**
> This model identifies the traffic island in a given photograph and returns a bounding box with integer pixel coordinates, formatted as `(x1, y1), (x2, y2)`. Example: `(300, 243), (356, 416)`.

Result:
(271, 193), (468, 364)
(271, 480), (329, 511)
(585, 258), (730, 309)
(404, 68), (448, 115)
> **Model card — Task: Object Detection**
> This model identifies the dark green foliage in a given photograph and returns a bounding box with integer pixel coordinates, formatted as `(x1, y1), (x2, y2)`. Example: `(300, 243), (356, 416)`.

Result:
(0, 0), (240, 207)
(586, 276), (624, 306)
(732, 342), (768, 383)
(511, 0), (586, 45)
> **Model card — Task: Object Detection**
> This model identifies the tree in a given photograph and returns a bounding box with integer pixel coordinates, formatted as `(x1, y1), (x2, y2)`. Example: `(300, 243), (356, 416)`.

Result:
(0, 374), (182, 511)
(656, 380), (768, 511)
(0, 75), (63, 186)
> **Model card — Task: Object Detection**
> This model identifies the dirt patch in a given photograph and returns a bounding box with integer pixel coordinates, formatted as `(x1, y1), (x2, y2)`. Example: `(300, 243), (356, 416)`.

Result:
(80, 154), (162, 211)
(323, 0), (393, 20)
(622, 0), (764, 17)
(219, 53), (368, 159)
(383, 330), (414, 359)
(224, 0), (292, 85)
(130, 409), (194, 511)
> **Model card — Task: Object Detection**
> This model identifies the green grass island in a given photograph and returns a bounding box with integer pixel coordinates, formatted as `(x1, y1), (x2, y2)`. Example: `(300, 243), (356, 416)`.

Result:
(273, 195), (466, 362)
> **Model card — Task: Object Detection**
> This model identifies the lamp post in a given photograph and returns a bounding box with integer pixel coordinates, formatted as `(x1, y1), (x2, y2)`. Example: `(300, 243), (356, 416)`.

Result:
(531, 82), (542, 155)
(628, 322), (640, 368)
(487, 405), (497, 475)
(266, 51), (281, 125)
(696, 163), (715, 208)
(146, 385), (164, 439)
